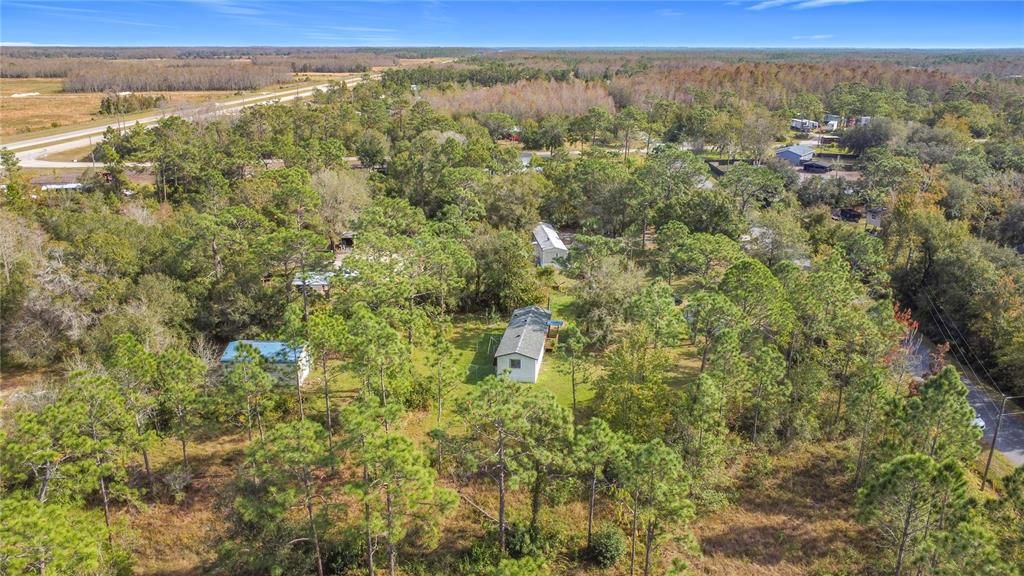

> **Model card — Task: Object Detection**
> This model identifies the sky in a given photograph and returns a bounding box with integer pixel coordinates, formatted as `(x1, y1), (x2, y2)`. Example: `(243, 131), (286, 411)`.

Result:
(0, 1), (1022, 49)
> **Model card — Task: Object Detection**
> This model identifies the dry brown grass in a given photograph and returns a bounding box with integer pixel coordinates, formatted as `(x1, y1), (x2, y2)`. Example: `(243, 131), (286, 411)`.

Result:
(1, 78), (105, 136)
(122, 433), (246, 576)
(690, 442), (870, 576)
(119, 425), (871, 576)
(1, 56), (444, 139)
(0, 366), (53, 408)
(0, 76), (316, 138)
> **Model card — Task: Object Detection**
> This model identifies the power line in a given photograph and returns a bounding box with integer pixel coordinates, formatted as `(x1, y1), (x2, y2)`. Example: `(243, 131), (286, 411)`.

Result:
(921, 293), (976, 380)
(922, 291), (1006, 397)
(922, 296), (991, 400)
(929, 294), (1002, 392)
(922, 293), (984, 384)
(919, 294), (1001, 413)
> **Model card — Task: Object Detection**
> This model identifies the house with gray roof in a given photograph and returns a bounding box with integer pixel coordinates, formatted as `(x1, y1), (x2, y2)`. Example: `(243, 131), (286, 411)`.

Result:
(776, 144), (814, 166)
(494, 305), (552, 383)
(532, 223), (568, 268)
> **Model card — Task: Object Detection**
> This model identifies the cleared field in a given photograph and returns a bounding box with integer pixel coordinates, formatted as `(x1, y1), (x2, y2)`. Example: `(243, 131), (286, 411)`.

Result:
(0, 58), (450, 139)
(0, 76), (324, 138)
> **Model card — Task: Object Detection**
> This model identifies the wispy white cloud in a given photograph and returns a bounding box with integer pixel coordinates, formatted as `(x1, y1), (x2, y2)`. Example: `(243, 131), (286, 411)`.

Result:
(748, 0), (800, 11)
(189, 0), (264, 17)
(326, 26), (397, 34)
(7, 2), (99, 15)
(749, 0), (871, 10)
(793, 34), (834, 40)
(7, 2), (171, 28)
(657, 8), (686, 17)
(795, 0), (870, 8)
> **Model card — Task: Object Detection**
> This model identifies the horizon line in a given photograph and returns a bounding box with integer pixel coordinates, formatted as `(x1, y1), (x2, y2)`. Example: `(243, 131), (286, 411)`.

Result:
(4, 44), (1023, 50)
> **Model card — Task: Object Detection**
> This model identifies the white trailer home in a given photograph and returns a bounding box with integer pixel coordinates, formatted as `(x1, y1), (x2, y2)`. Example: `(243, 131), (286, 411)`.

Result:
(494, 305), (552, 383)
(790, 118), (819, 132)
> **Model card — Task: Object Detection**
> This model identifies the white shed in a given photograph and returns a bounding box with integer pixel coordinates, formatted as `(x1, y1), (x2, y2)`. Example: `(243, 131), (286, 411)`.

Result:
(494, 305), (551, 383)
(532, 223), (568, 268)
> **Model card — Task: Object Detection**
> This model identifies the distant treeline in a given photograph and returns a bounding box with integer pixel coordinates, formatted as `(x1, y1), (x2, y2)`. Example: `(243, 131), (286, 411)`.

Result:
(62, 61), (293, 92)
(383, 61), (570, 89)
(400, 55), (1023, 124)
(0, 46), (460, 91)
(482, 48), (1024, 79)
(254, 54), (399, 73)
(0, 46), (462, 60)
(425, 79), (613, 118)
(607, 61), (969, 108)
(99, 93), (167, 115)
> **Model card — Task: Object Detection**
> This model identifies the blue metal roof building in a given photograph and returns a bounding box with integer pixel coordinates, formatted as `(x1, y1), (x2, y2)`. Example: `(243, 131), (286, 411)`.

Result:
(776, 145), (814, 166)
(221, 340), (311, 384)
(221, 340), (305, 364)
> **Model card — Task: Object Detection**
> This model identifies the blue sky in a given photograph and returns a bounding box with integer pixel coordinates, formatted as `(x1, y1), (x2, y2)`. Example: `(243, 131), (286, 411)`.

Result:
(1, 1), (1021, 48)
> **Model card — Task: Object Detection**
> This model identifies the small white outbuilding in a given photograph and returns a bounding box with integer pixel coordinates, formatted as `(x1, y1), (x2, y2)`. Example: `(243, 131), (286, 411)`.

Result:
(532, 223), (568, 268)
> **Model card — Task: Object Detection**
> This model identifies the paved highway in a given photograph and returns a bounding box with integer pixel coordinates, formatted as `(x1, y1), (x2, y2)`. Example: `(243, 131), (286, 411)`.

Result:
(907, 335), (1024, 467)
(3, 74), (379, 168)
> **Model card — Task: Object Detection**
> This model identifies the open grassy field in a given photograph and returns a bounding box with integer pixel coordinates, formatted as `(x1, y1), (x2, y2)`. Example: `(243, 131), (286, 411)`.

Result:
(0, 77), (267, 137)
(0, 58), (450, 140)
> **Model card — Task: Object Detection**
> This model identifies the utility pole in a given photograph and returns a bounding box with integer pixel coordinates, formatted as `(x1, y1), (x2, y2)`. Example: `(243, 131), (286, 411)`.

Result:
(981, 394), (1024, 489)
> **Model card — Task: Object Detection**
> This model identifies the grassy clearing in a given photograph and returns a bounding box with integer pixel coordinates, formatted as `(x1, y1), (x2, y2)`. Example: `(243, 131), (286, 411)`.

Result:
(1, 57), (449, 141)
(0, 75), (332, 140)
(70, 283), (939, 576)
(690, 442), (871, 576)
(976, 447), (1016, 494)
(127, 424), (873, 576)
(36, 144), (98, 162)
(129, 433), (242, 576)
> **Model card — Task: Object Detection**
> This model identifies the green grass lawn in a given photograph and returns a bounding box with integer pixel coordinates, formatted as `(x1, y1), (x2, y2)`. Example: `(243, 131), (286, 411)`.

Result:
(298, 272), (705, 444)
(301, 281), (594, 435)
(815, 144), (855, 155)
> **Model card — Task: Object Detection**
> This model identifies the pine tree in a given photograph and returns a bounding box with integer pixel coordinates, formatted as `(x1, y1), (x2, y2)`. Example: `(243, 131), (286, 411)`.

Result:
(455, 375), (535, 553)
(157, 347), (205, 470)
(106, 334), (160, 496)
(307, 310), (348, 449)
(621, 439), (694, 576)
(220, 343), (277, 443)
(574, 418), (626, 549)
(245, 420), (331, 576)
(343, 398), (455, 576)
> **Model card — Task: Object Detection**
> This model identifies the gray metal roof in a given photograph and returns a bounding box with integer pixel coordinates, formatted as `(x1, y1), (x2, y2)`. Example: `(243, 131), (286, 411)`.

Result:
(778, 145), (814, 157)
(532, 223), (567, 253)
(494, 305), (551, 360)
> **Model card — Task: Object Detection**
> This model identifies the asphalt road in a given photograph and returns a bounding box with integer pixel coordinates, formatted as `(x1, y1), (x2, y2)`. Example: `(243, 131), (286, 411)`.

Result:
(908, 335), (1024, 467)
(3, 74), (379, 168)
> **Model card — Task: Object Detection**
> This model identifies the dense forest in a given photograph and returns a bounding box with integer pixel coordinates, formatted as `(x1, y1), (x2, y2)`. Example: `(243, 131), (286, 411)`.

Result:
(0, 47), (419, 92)
(2, 50), (1023, 576)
